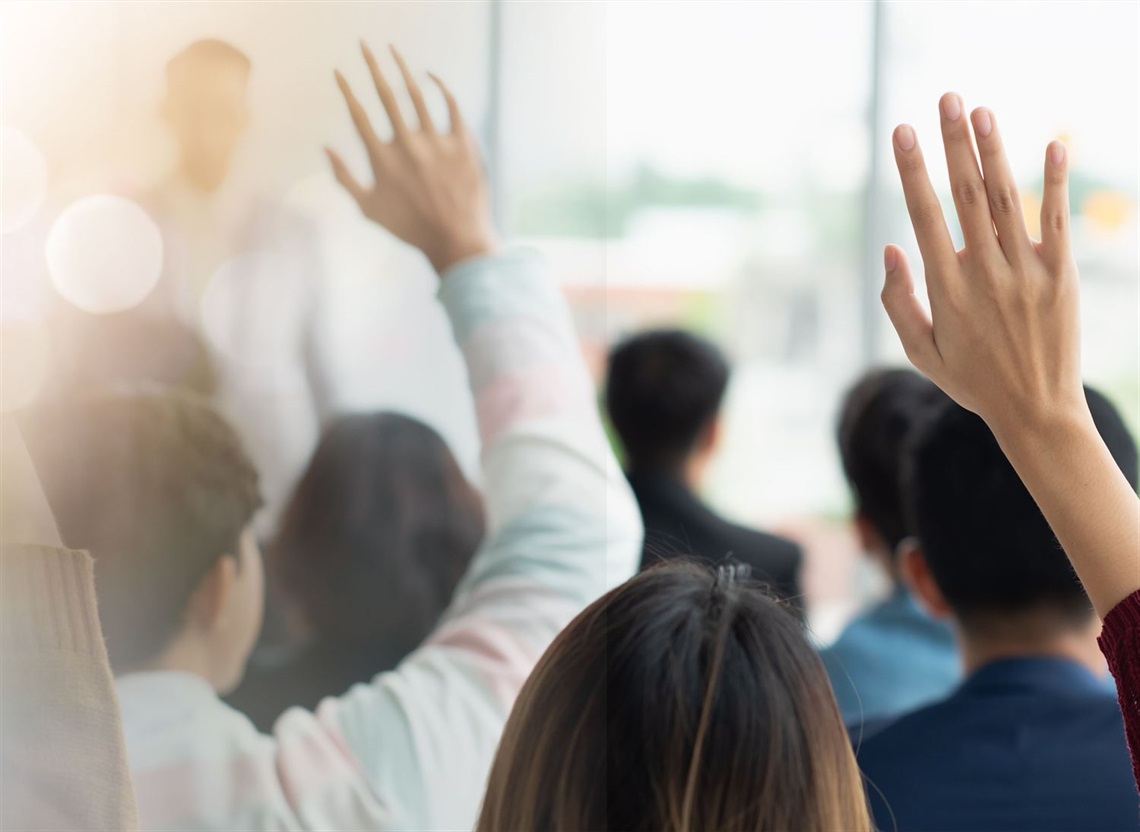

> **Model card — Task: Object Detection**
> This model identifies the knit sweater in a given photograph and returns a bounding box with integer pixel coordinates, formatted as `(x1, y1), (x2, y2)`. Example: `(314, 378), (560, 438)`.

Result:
(1099, 588), (1140, 793)
(115, 250), (644, 830)
(1, 544), (138, 830)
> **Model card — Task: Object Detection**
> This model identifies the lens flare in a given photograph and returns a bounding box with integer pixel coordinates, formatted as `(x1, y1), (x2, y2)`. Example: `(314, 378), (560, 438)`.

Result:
(0, 321), (52, 413)
(1, 127), (49, 234)
(46, 195), (164, 315)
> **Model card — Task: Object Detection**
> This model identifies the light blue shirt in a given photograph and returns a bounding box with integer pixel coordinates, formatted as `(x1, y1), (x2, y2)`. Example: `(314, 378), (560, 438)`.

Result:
(821, 585), (960, 727)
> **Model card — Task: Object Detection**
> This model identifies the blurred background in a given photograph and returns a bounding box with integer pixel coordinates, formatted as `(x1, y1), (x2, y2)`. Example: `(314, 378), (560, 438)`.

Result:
(3, 0), (1137, 637)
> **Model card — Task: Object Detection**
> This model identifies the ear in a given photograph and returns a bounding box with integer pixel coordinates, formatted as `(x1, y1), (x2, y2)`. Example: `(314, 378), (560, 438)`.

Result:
(897, 538), (953, 619)
(186, 554), (239, 632)
(698, 415), (723, 455)
(852, 511), (881, 554)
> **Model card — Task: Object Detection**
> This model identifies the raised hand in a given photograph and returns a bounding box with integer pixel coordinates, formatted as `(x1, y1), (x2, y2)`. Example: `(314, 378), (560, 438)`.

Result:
(328, 43), (497, 275)
(882, 94), (1139, 619)
(881, 93), (1084, 438)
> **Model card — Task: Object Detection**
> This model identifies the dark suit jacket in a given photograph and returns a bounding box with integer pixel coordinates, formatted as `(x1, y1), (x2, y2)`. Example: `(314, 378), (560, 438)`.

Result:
(856, 656), (1137, 832)
(627, 469), (803, 609)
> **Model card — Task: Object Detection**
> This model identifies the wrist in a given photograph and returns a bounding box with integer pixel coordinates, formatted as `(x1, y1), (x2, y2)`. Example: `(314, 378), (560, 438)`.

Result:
(990, 397), (1097, 463)
(426, 230), (499, 276)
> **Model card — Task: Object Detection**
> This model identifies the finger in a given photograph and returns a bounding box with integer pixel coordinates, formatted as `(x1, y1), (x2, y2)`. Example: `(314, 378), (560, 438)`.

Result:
(335, 70), (383, 156)
(361, 40), (408, 140)
(970, 107), (1032, 262)
(325, 147), (368, 208)
(939, 92), (1001, 257)
(1040, 141), (1071, 264)
(881, 245), (939, 374)
(893, 124), (956, 278)
(428, 72), (466, 136)
(390, 46), (435, 134)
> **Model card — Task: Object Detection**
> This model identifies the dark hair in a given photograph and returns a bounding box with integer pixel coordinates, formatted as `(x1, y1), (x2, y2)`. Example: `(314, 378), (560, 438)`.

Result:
(270, 413), (484, 651)
(477, 562), (871, 832)
(837, 368), (948, 553)
(908, 386), (1138, 629)
(605, 330), (730, 472)
(167, 38), (251, 79)
(19, 391), (261, 671)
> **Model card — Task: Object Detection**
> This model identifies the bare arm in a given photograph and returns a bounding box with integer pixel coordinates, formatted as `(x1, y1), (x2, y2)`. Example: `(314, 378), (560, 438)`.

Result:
(881, 93), (1139, 618)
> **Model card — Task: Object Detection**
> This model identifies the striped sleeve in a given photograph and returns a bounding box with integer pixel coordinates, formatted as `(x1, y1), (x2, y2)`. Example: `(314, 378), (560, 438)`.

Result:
(277, 250), (641, 830)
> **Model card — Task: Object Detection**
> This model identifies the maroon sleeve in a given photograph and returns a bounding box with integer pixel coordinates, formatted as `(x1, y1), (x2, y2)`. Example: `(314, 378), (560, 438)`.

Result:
(1099, 589), (1140, 793)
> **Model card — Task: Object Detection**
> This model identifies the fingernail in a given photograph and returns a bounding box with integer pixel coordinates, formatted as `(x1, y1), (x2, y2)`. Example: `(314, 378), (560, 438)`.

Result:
(895, 125), (916, 151)
(941, 93), (962, 121)
(884, 246), (898, 273)
(973, 108), (993, 138)
(1049, 141), (1066, 166)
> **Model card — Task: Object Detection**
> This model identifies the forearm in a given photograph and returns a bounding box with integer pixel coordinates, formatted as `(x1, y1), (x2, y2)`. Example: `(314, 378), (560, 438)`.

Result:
(438, 249), (641, 591)
(995, 410), (1140, 618)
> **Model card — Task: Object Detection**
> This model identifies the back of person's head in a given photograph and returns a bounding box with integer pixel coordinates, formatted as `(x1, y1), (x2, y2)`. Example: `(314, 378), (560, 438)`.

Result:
(605, 329), (730, 473)
(19, 391), (262, 683)
(907, 386), (1138, 634)
(837, 368), (949, 554)
(271, 412), (484, 652)
(477, 562), (871, 832)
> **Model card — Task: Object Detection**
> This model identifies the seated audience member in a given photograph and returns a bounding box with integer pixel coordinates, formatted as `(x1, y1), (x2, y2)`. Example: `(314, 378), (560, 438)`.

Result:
(19, 45), (641, 831)
(856, 387), (1138, 831)
(477, 561), (872, 831)
(822, 368), (958, 726)
(605, 329), (803, 607)
(1, 417), (138, 830)
(881, 94), (1140, 792)
(229, 412), (484, 731)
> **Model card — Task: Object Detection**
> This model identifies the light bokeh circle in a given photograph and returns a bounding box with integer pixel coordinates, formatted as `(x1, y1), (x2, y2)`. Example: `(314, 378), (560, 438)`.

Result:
(1, 127), (49, 234)
(0, 321), (52, 413)
(46, 195), (164, 315)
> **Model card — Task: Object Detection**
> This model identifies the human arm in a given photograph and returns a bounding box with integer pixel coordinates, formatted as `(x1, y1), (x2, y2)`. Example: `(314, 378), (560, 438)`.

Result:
(1, 417), (138, 829)
(880, 94), (1139, 620)
(255, 45), (641, 830)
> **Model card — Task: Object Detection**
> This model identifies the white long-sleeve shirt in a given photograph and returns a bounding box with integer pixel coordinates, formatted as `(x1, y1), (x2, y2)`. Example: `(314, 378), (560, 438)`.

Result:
(116, 250), (643, 830)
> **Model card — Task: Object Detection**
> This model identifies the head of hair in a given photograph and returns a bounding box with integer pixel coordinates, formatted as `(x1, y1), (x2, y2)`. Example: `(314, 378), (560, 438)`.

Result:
(837, 368), (948, 553)
(476, 561), (871, 832)
(270, 413), (484, 650)
(908, 386), (1138, 631)
(166, 38), (251, 83)
(18, 390), (261, 671)
(605, 330), (730, 473)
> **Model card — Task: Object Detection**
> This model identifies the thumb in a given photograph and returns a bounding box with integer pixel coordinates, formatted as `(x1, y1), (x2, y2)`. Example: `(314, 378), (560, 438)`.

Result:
(325, 148), (368, 210)
(881, 245), (937, 374)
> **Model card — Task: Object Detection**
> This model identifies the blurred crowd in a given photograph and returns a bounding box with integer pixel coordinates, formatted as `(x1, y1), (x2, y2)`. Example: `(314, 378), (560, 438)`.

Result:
(3, 36), (1140, 832)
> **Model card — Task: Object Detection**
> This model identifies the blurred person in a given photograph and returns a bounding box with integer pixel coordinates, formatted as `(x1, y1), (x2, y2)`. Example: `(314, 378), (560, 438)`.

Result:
(605, 329), (803, 609)
(20, 44), (641, 831)
(229, 411), (485, 732)
(146, 38), (331, 533)
(477, 561), (872, 831)
(856, 388), (1138, 830)
(821, 368), (958, 726)
(880, 94), (1140, 795)
(1, 417), (138, 830)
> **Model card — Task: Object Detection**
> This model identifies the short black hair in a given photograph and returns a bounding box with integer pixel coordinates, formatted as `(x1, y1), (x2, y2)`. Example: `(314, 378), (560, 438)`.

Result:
(605, 329), (730, 472)
(908, 386), (1138, 629)
(837, 368), (949, 553)
(20, 391), (262, 671)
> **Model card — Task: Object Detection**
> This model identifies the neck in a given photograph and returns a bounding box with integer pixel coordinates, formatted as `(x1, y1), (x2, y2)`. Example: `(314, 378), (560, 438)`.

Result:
(146, 633), (227, 693)
(957, 616), (1105, 677)
(179, 157), (229, 194)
